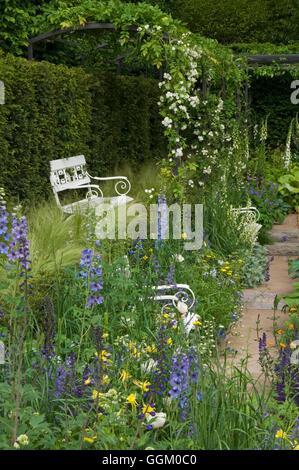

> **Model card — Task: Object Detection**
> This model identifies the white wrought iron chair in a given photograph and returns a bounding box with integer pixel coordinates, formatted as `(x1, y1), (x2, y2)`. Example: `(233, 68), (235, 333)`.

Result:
(50, 155), (133, 214)
(231, 206), (262, 245)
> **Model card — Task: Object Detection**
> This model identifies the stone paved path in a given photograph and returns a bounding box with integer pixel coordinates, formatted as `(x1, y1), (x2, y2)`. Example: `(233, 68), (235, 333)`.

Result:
(225, 214), (299, 377)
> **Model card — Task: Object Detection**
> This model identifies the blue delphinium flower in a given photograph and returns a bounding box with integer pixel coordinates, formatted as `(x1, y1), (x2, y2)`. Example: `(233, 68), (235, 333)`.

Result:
(8, 215), (31, 273)
(168, 349), (200, 421)
(79, 248), (103, 308)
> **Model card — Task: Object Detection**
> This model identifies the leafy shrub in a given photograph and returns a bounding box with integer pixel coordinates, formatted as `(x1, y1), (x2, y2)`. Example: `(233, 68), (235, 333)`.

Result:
(278, 165), (299, 210)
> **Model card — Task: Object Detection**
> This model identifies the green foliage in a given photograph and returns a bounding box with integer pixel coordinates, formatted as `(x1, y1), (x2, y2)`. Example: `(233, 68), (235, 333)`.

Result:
(89, 72), (165, 173)
(244, 176), (290, 231)
(240, 244), (268, 288)
(0, 53), (92, 202)
(278, 165), (299, 209)
(0, 0), (36, 55)
(146, 0), (299, 44)
(250, 74), (299, 147)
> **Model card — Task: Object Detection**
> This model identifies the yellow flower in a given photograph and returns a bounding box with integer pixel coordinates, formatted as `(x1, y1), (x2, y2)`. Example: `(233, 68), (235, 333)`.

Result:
(290, 306), (297, 313)
(102, 333), (109, 339)
(192, 320), (202, 326)
(276, 329), (284, 335)
(143, 255), (149, 261)
(279, 342), (287, 349)
(102, 374), (110, 385)
(120, 370), (131, 382)
(288, 323), (295, 330)
(83, 436), (96, 444)
(92, 389), (102, 401)
(293, 444), (299, 450)
(127, 393), (138, 409)
(275, 429), (287, 440)
(134, 380), (151, 392)
(145, 344), (157, 354)
(84, 377), (92, 386)
(142, 404), (156, 417)
(96, 350), (111, 363)
(181, 232), (187, 240)
(167, 338), (173, 346)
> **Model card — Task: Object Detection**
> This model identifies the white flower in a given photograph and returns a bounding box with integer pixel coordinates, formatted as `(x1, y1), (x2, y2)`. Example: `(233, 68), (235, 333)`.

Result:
(163, 73), (172, 81)
(175, 148), (183, 158)
(203, 166), (212, 174)
(290, 340), (299, 350)
(162, 117), (173, 128)
(17, 434), (29, 446)
(141, 359), (157, 374)
(173, 254), (184, 263)
(13, 442), (20, 449)
(176, 300), (188, 315)
(147, 412), (166, 429)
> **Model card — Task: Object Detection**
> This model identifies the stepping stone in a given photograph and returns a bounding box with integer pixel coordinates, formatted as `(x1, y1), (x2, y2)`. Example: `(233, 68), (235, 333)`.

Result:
(266, 242), (299, 256)
(242, 290), (285, 310)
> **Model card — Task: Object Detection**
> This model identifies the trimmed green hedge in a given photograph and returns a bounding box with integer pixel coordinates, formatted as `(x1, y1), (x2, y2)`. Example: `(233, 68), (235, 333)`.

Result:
(0, 54), (165, 201)
(89, 72), (165, 174)
(143, 0), (299, 44)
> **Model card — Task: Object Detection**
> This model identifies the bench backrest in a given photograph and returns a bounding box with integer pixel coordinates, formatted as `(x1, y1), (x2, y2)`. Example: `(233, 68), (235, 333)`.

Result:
(50, 155), (90, 194)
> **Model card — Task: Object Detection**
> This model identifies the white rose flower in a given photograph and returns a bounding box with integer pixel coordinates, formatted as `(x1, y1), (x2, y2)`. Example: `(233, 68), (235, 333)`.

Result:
(175, 148), (183, 158)
(162, 117), (173, 127)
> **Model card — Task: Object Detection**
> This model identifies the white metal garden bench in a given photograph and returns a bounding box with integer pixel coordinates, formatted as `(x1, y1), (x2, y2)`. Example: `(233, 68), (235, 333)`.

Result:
(50, 155), (133, 214)
(231, 206), (262, 244)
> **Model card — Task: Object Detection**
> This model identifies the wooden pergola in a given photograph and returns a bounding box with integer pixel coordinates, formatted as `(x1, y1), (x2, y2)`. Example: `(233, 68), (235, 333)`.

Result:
(28, 22), (299, 66)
